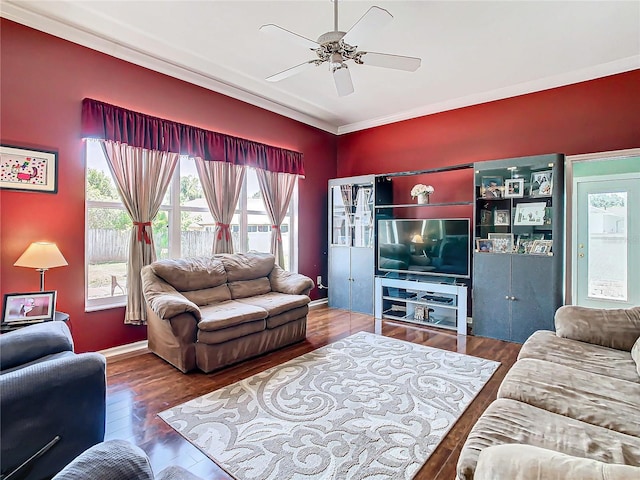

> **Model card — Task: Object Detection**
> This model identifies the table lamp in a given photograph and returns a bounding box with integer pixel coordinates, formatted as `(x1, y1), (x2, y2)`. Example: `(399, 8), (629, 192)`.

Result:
(14, 242), (68, 291)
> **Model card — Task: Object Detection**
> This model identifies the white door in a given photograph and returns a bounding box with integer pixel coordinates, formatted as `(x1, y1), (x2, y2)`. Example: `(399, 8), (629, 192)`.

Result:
(575, 176), (640, 308)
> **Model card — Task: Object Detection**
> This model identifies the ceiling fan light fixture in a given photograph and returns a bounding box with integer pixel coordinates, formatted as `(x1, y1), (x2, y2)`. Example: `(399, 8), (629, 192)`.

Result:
(330, 52), (347, 72)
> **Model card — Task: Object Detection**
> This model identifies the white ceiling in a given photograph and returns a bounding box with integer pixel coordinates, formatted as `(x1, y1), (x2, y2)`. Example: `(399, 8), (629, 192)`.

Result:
(2, 1), (639, 134)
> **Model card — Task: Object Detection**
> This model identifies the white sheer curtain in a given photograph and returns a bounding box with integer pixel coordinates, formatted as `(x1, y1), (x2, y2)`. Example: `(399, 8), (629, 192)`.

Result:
(256, 168), (297, 268)
(194, 158), (246, 253)
(101, 140), (179, 325)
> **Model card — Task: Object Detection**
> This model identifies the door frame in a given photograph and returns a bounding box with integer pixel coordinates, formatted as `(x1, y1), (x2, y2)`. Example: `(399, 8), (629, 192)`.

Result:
(565, 148), (640, 304)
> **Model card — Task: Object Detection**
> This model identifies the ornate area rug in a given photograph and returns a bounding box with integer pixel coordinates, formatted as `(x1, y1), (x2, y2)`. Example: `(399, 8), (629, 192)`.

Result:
(159, 332), (499, 480)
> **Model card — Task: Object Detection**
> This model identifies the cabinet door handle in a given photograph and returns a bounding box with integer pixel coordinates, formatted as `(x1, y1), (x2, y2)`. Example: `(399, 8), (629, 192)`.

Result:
(505, 295), (510, 300)
(511, 296), (516, 301)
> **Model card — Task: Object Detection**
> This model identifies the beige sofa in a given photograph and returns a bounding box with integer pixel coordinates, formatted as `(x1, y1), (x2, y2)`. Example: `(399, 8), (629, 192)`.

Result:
(457, 305), (640, 479)
(141, 252), (314, 373)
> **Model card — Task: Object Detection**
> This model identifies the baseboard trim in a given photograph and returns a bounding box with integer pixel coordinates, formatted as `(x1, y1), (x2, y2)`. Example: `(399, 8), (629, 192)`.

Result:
(309, 298), (328, 309)
(100, 340), (149, 361)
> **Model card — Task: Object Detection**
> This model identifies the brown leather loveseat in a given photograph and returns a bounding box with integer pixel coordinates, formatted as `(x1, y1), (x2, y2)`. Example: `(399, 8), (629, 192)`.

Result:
(141, 252), (314, 373)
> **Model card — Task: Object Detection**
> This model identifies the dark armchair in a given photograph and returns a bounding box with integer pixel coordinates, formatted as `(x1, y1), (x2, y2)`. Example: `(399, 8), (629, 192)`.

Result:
(52, 440), (204, 480)
(0, 321), (106, 480)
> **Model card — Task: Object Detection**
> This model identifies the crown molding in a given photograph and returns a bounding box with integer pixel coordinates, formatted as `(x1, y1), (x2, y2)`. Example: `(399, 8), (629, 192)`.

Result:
(337, 56), (640, 135)
(2, 3), (637, 137)
(0, 2), (339, 135)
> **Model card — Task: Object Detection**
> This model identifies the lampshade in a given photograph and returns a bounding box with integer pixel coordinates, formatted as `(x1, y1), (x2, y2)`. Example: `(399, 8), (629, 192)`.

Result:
(411, 234), (424, 243)
(14, 242), (68, 269)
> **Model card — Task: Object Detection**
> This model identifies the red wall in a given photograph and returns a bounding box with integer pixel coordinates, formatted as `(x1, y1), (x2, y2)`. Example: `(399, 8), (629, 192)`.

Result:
(337, 70), (640, 177)
(2, 19), (639, 353)
(0, 20), (337, 352)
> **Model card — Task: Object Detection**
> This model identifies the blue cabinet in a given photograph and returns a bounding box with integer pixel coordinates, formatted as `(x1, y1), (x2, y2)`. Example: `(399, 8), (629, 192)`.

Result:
(472, 154), (564, 343)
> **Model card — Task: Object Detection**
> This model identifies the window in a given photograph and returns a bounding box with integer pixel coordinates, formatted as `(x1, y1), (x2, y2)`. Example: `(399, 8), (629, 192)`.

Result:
(85, 143), (298, 310)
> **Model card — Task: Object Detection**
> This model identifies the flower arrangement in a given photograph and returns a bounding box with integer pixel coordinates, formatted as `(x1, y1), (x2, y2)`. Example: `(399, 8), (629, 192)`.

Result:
(410, 184), (435, 198)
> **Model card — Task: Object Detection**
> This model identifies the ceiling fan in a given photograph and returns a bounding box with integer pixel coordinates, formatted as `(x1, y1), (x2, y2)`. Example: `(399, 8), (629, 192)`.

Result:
(260, 0), (421, 96)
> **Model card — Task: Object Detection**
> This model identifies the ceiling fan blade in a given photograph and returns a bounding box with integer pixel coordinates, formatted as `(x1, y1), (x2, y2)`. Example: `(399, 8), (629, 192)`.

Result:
(342, 6), (393, 47)
(360, 52), (421, 72)
(259, 24), (319, 50)
(266, 60), (317, 82)
(333, 67), (354, 97)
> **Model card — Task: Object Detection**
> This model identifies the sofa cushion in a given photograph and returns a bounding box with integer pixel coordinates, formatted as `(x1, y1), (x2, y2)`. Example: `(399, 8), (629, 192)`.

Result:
(457, 398), (640, 480)
(474, 444), (640, 480)
(198, 301), (267, 331)
(266, 305), (309, 329)
(228, 278), (272, 299)
(182, 284), (231, 307)
(632, 336), (640, 377)
(150, 257), (227, 291)
(498, 358), (640, 437)
(221, 252), (275, 282)
(238, 292), (310, 317)
(518, 330), (639, 383)
(197, 320), (266, 345)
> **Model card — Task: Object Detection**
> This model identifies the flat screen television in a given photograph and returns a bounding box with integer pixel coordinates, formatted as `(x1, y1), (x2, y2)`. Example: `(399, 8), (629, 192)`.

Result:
(377, 218), (470, 279)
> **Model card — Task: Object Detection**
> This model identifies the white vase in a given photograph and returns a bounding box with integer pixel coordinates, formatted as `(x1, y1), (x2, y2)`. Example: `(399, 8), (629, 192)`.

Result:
(417, 193), (429, 204)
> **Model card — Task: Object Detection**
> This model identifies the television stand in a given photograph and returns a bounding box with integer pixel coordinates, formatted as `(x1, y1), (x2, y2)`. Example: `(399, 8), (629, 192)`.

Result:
(374, 277), (467, 335)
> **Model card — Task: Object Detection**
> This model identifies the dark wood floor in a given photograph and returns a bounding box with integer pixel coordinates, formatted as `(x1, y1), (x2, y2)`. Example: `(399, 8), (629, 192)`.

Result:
(105, 306), (521, 479)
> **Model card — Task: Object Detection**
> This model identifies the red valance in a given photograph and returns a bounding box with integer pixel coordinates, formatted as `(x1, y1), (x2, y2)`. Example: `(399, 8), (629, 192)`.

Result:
(81, 98), (304, 175)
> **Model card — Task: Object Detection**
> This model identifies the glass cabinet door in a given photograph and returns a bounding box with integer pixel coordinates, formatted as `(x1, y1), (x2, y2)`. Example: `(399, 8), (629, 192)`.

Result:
(331, 183), (373, 247)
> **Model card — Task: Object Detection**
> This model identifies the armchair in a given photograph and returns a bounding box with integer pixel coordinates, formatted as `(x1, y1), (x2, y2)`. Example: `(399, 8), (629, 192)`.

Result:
(1, 321), (106, 480)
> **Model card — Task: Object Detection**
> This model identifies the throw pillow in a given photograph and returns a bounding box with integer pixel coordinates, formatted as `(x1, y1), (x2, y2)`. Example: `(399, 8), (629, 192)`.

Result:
(632, 335), (640, 378)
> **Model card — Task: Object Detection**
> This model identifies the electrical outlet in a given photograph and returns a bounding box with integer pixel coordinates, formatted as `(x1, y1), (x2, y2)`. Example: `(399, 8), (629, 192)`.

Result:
(316, 275), (322, 285)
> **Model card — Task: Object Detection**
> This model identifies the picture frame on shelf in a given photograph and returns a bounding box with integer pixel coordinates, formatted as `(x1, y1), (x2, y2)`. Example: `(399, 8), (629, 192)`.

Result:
(476, 239), (494, 253)
(480, 209), (492, 225)
(530, 239), (553, 255)
(488, 233), (514, 253)
(1, 291), (57, 325)
(0, 145), (58, 193)
(530, 170), (553, 197)
(515, 233), (544, 254)
(494, 210), (510, 226)
(480, 176), (504, 199)
(504, 178), (524, 198)
(514, 202), (547, 225)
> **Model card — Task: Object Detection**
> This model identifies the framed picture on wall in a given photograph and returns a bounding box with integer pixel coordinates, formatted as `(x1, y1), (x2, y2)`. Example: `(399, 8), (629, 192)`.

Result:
(0, 145), (58, 193)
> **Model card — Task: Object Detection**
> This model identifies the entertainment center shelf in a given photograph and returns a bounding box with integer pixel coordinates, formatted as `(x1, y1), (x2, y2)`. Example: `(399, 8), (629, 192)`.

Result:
(374, 201), (473, 209)
(374, 277), (468, 335)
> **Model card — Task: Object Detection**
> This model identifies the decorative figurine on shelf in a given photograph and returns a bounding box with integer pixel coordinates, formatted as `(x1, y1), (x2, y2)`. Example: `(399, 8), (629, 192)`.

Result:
(411, 184), (434, 204)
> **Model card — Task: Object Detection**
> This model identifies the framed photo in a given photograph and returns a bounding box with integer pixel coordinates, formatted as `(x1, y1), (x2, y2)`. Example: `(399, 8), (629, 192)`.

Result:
(514, 202), (547, 225)
(504, 178), (524, 198)
(480, 209), (492, 225)
(530, 239), (553, 255)
(488, 233), (514, 253)
(476, 239), (494, 253)
(494, 210), (510, 226)
(2, 291), (57, 325)
(0, 145), (58, 193)
(480, 176), (504, 199)
(530, 170), (553, 197)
